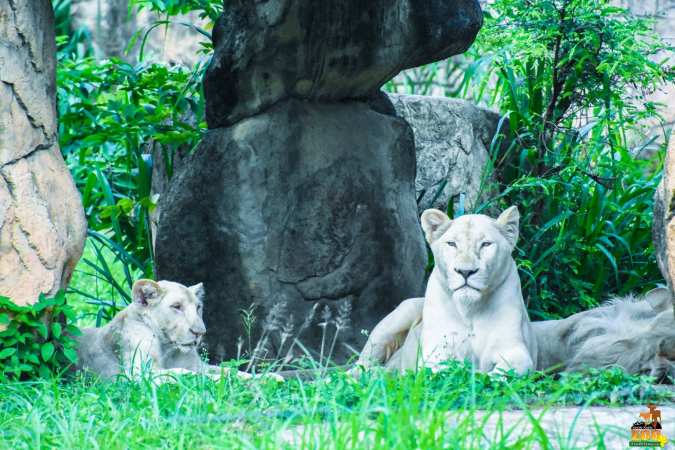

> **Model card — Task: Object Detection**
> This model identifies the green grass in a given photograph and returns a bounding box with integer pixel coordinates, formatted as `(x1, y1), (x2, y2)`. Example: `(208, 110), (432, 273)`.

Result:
(0, 363), (672, 449)
(35, 251), (675, 448)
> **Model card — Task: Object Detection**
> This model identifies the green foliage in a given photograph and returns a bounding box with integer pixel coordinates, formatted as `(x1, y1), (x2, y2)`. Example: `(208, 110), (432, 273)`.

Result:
(395, 0), (675, 318)
(475, 0), (674, 317)
(53, 0), (95, 59)
(130, 0), (225, 21)
(0, 362), (669, 448)
(0, 292), (80, 381)
(501, 157), (662, 316)
(51, 0), (218, 326)
(57, 55), (204, 302)
(127, 0), (222, 61)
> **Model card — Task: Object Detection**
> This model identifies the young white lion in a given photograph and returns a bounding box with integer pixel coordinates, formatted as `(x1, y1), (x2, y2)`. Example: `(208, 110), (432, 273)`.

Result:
(355, 206), (537, 376)
(72, 279), (276, 381)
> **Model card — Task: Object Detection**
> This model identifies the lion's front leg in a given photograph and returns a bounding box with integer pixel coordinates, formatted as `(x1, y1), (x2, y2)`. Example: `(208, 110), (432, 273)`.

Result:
(203, 364), (285, 382)
(354, 297), (425, 371)
(124, 338), (163, 376)
(489, 345), (534, 377)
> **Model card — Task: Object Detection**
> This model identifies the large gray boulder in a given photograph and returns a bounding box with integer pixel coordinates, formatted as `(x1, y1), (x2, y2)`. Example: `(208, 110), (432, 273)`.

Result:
(149, 94), (509, 242)
(0, 0), (87, 306)
(155, 99), (427, 362)
(389, 94), (508, 214)
(204, 0), (483, 128)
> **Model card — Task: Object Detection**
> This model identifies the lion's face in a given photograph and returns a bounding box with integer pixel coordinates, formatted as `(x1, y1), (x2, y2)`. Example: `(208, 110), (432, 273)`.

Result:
(421, 207), (520, 303)
(132, 280), (207, 352)
(633, 311), (675, 383)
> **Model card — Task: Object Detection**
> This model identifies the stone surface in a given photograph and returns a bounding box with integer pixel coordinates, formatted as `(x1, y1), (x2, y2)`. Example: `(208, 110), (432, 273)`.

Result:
(0, 0), (87, 305)
(389, 94), (508, 214)
(203, 0), (483, 128)
(148, 94), (508, 240)
(653, 124), (675, 295)
(145, 111), (198, 252)
(281, 406), (675, 448)
(465, 406), (675, 449)
(154, 99), (427, 363)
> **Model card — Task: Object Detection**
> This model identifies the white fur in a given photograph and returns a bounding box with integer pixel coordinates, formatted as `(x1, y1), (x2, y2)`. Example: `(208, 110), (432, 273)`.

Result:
(355, 206), (537, 376)
(72, 279), (281, 381)
(534, 287), (675, 381)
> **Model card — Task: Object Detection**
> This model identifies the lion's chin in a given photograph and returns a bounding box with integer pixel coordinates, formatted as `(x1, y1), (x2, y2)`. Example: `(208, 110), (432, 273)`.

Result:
(453, 286), (483, 303)
(172, 342), (198, 353)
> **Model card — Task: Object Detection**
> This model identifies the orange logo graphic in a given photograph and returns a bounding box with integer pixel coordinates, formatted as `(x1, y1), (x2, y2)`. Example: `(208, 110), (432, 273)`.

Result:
(630, 398), (668, 447)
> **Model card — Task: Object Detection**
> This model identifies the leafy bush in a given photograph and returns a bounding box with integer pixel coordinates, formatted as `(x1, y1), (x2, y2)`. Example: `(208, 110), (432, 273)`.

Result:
(130, 0), (224, 20)
(0, 292), (80, 381)
(53, 0), (95, 60)
(56, 55), (204, 309)
(393, 0), (674, 318)
(477, 0), (674, 317)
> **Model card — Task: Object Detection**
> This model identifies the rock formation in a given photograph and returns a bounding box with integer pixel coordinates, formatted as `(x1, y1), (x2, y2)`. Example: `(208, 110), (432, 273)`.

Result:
(155, 0), (484, 363)
(0, 0), (87, 306)
(204, 0), (483, 128)
(156, 98), (427, 362)
(653, 124), (675, 296)
(148, 95), (509, 247)
(389, 94), (508, 214)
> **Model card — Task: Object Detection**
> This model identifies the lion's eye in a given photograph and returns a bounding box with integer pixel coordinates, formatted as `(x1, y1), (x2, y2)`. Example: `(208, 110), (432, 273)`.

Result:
(481, 242), (493, 248)
(172, 304), (183, 312)
(447, 242), (456, 248)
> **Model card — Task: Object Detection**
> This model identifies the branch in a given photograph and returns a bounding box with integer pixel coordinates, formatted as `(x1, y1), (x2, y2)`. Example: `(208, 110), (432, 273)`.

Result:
(577, 169), (616, 189)
(543, 3), (569, 128)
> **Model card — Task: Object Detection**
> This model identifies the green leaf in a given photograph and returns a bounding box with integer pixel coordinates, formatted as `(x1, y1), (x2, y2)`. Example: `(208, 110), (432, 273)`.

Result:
(38, 364), (51, 379)
(36, 323), (49, 340)
(54, 290), (66, 307)
(0, 348), (17, 359)
(41, 342), (55, 362)
(32, 302), (48, 312)
(63, 347), (78, 363)
(66, 324), (83, 337)
(51, 323), (62, 340)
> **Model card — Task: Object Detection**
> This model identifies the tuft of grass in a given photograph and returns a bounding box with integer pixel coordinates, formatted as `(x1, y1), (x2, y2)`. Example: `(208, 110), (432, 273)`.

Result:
(0, 362), (671, 449)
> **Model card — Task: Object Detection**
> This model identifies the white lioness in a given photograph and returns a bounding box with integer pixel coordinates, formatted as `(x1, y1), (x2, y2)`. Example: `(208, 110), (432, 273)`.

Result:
(355, 206), (537, 375)
(534, 287), (675, 381)
(73, 279), (268, 381)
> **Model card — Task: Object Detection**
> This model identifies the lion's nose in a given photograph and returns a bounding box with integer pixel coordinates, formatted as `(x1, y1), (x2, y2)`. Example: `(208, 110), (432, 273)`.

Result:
(191, 328), (205, 339)
(455, 268), (478, 280)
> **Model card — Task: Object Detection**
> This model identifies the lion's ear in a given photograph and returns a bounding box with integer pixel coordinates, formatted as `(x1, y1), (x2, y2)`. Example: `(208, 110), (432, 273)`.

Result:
(188, 282), (205, 301)
(421, 209), (452, 244)
(496, 205), (520, 248)
(132, 279), (163, 308)
(645, 286), (672, 313)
